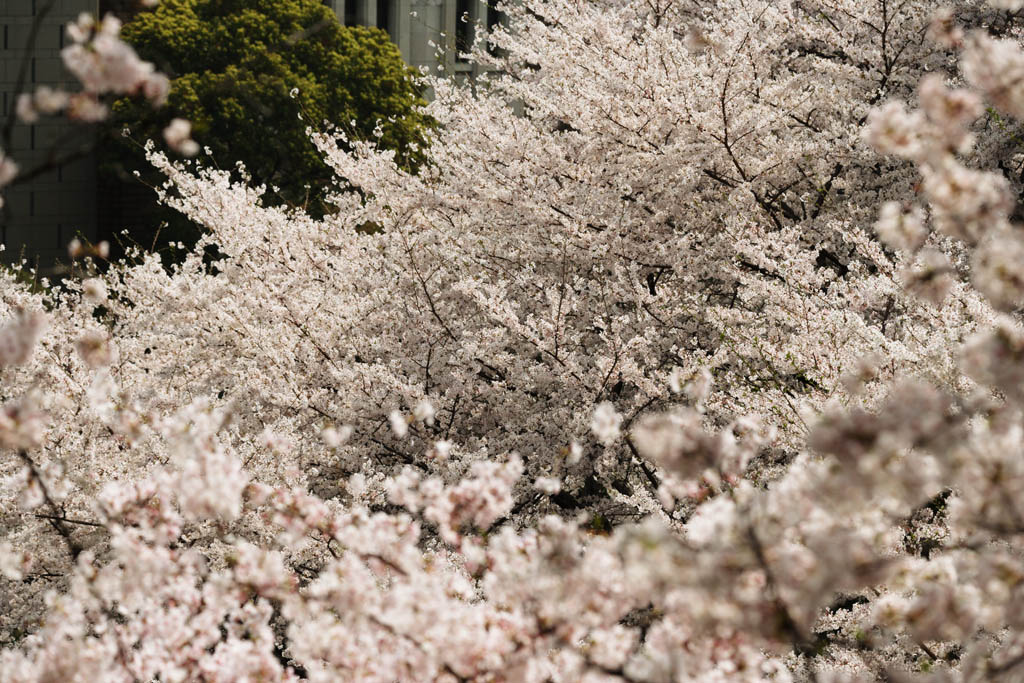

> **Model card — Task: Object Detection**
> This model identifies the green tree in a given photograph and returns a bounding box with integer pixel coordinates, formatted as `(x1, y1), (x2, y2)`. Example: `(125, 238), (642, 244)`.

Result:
(102, 0), (430, 244)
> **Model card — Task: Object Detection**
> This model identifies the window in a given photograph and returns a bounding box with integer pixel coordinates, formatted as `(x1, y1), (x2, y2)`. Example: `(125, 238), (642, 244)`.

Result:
(486, 3), (506, 56)
(456, 0), (473, 62)
(376, 0), (391, 33)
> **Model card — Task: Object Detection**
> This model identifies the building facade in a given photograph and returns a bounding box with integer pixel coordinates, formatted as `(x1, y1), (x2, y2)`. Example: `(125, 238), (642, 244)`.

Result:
(323, 0), (499, 81)
(1, 0), (99, 269)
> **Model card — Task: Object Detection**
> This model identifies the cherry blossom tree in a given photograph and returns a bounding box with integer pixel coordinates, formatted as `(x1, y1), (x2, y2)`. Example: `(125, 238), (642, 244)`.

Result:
(4, 0), (1024, 681)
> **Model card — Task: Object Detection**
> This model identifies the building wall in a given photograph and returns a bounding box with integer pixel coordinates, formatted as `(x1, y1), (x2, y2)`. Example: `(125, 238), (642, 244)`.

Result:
(324, 0), (496, 84)
(0, 0), (99, 269)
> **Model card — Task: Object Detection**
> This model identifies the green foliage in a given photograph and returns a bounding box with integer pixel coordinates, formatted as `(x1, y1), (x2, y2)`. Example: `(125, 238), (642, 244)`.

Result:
(106, 0), (431, 221)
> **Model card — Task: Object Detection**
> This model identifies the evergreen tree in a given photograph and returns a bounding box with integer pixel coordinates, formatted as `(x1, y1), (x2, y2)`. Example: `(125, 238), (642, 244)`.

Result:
(103, 0), (430, 248)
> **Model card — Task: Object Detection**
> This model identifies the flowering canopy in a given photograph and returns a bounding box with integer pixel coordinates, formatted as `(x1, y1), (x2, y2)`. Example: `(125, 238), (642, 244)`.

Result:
(3, 0), (1024, 681)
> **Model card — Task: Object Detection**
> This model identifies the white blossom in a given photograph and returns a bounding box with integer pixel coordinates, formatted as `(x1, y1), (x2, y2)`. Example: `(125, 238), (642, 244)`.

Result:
(163, 118), (199, 157)
(591, 402), (622, 446)
(389, 409), (409, 438)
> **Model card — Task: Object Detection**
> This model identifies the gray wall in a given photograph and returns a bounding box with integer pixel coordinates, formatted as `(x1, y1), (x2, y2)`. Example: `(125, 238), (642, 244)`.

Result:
(1, 0), (99, 269)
